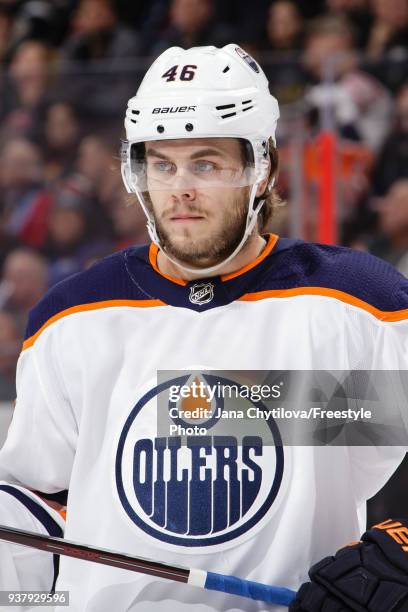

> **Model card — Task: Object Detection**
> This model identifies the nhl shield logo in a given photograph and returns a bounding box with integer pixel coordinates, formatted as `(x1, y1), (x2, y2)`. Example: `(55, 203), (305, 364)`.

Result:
(189, 282), (214, 305)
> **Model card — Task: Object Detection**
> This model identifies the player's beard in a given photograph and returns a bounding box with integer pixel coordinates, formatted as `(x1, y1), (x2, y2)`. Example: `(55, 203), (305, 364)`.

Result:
(149, 189), (250, 268)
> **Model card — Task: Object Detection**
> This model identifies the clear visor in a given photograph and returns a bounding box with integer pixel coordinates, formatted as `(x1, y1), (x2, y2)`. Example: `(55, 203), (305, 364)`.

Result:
(121, 138), (258, 192)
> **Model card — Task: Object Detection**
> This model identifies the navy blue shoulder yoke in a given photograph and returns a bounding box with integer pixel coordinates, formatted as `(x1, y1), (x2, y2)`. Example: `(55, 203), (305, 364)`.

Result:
(25, 238), (408, 342)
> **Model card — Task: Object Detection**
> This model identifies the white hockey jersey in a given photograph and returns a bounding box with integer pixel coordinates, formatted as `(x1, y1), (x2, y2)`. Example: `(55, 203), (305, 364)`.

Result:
(0, 233), (407, 612)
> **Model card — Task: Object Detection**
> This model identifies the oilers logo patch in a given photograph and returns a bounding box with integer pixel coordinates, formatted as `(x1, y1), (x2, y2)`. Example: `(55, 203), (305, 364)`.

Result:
(235, 47), (260, 73)
(115, 373), (284, 549)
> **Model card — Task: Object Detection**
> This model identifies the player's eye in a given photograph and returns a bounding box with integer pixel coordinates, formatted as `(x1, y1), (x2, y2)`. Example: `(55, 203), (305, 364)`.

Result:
(151, 160), (176, 174)
(191, 160), (217, 174)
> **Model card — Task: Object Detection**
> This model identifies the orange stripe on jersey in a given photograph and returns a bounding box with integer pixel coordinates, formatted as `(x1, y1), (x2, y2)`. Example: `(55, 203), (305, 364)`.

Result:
(148, 233), (279, 285)
(238, 287), (408, 321)
(221, 234), (279, 281)
(34, 492), (67, 521)
(149, 244), (188, 286)
(22, 298), (167, 350)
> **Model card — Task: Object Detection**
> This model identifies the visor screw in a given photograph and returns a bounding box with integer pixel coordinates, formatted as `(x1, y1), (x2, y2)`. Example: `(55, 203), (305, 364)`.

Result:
(185, 123), (194, 132)
(157, 125), (165, 133)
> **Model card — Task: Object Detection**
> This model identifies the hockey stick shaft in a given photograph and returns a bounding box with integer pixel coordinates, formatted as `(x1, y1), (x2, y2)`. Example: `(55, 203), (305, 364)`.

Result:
(0, 525), (296, 606)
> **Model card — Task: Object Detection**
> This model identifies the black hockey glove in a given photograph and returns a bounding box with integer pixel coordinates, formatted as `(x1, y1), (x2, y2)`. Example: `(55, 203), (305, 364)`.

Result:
(290, 519), (408, 611)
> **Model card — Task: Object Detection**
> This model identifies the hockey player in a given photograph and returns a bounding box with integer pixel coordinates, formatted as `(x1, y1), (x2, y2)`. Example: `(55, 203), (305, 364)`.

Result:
(0, 44), (407, 611)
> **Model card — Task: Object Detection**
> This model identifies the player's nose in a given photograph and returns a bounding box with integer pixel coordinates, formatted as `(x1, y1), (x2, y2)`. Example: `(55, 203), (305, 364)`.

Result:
(169, 173), (197, 200)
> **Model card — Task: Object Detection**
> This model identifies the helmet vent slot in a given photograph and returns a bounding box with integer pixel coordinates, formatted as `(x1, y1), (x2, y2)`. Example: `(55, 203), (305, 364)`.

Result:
(242, 106), (254, 112)
(242, 100), (252, 104)
(132, 110), (140, 115)
(220, 112), (237, 119)
(216, 103), (235, 110)
(222, 66), (230, 73)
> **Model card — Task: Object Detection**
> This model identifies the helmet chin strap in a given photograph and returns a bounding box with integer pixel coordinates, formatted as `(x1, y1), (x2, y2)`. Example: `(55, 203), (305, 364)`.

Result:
(140, 181), (266, 278)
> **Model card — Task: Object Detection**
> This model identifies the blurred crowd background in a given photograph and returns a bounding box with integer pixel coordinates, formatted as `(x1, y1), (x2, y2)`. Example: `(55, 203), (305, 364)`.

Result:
(0, 0), (407, 523)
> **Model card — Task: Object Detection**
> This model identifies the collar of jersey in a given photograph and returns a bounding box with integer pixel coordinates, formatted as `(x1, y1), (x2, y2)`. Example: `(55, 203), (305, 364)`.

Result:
(148, 233), (279, 286)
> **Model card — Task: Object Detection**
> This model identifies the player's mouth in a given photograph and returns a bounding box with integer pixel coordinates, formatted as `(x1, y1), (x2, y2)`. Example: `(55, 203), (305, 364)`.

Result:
(169, 214), (205, 223)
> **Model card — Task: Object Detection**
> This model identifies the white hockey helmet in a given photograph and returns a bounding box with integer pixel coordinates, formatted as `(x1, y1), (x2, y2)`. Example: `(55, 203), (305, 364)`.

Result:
(121, 44), (280, 275)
